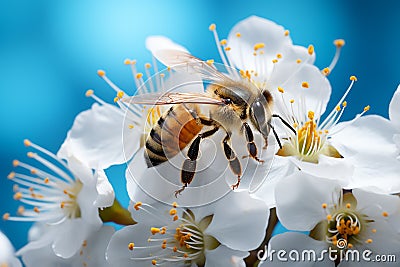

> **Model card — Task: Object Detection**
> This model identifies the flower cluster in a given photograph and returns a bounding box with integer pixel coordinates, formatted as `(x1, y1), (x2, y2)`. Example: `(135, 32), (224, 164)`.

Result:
(2, 16), (400, 267)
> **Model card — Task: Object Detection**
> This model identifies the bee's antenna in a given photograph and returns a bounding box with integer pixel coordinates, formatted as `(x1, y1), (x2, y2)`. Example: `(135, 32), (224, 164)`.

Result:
(268, 122), (282, 149)
(272, 114), (296, 134)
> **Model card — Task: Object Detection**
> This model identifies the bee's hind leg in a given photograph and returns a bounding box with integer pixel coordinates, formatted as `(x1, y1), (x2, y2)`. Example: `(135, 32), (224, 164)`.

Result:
(177, 126), (219, 197)
(222, 133), (242, 190)
(242, 122), (264, 163)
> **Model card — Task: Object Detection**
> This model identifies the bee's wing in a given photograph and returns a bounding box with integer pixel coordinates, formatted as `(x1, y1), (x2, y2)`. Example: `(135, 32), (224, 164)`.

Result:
(122, 92), (225, 105)
(154, 49), (235, 84)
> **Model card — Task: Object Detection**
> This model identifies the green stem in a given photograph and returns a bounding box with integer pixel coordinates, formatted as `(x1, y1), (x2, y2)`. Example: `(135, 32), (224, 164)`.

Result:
(99, 199), (137, 225)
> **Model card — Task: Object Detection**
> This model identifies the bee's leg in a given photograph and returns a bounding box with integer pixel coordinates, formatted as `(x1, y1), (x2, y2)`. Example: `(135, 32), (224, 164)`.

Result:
(242, 122), (264, 163)
(222, 134), (242, 190)
(272, 114), (296, 134)
(268, 122), (282, 149)
(176, 126), (219, 197)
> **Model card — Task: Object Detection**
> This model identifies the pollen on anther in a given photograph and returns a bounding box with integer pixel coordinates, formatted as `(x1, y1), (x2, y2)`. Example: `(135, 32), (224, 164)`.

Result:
(284, 30), (289, 36)
(382, 211), (389, 217)
(128, 242), (135, 250)
(124, 59), (131, 65)
(14, 192), (22, 200)
(12, 160), (19, 167)
(254, 43), (265, 51)
(172, 202), (178, 208)
(336, 106), (341, 112)
(128, 124), (134, 129)
(326, 214), (332, 221)
(364, 105), (370, 112)
(290, 99), (294, 104)
(371, 229), (377, 233)
(23, 139), (32, 147)
(7, 172), (15, 179)
(60, 202), (65, 209)
(136, 73), (143, 79)
(322, 67), (330, 76)
(346, 203), (351, 209)
(134, 202), (142, 210)
(117, 91), (124, 99)
(209, 23), (216, 31)
(296, 59), (302, 64)
(278, 87), (284, 93)
(173, 246), (178, 252)
(366, 239), (373, 244)
(236, 32), (241, 37)
(272, 59), (278, 63)
(342, 101), (347, 107)
(347, 243), (353, 249)
(145, 63), (152, 69)
(224, 47), (231, 51)
(277, 53), (282, 59)
(152, 259), (157, 265)
(3, 213), (10, 220)
(27, 152), (34, 158)
(308, 111), (315, 120)
(97, 70), (105, 77)
(220, 39), (227, 46)
(206, 59), (214, 65)
(33, 207), (40, 213)
(173, 215), (179, 221)
(322, 203), (327, 209)
(30, 169), (37, 175)
(350, 75), (357, 81)
(151, 227), (161, 235)
(334, 39), (345, 48)
(17, 206), (25, 215)
(169, 209), (177, 216)
(302, 82), (309, 88)
(308, 45), (314, 55)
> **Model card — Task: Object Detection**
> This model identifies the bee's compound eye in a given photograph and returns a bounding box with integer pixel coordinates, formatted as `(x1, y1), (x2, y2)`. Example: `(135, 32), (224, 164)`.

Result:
(252, 101), (266, 125)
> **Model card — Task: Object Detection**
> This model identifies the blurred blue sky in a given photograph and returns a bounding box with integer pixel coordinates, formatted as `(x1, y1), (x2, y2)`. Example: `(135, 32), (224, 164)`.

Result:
(1, 0), (399, 250)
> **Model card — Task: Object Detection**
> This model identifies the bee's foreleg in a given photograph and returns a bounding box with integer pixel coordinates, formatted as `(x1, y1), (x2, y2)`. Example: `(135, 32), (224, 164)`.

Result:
(242, 122), (264, 163)
(268, 122), (282, 149)
(223, 134), (242, 190)
(177, 126), (219, 197)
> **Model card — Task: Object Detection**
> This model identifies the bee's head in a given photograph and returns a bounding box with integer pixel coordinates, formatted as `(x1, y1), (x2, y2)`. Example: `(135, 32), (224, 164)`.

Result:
(250, 90), (273, 142)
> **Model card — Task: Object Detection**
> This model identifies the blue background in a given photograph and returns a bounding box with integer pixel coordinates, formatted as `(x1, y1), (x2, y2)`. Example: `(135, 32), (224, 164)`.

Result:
(1, 0), (399, 250)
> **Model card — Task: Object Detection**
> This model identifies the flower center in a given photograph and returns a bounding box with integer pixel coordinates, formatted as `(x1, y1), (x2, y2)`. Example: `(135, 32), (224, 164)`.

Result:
(327, 211), (361, 248)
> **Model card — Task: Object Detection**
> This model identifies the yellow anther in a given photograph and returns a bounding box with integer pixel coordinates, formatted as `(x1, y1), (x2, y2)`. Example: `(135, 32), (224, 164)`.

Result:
(347, 243), (353, 249)
(278, 87), (284, 93)
(327, 214), (332, 221)
(173, 215), (179, 221)
(322, 203), (327, 209)
(131, 59), (137, 65)
(7, 172), (15, 179)
(220, 39), (227, 46)
(161, 243), (167, 249)
(14, 192), (22, 200)
(350, 75), (357, 81)
(136, 73), (143, 79)
(151, 227), (161, 235)
(224, 47), (231, 51)
(60, 202), (65, 208)
(152, 259), (157, 265)
(236, 32), (241, 37)
(253, 52), (257, 56)
(24, 139), (31, 147)
(364, 105), (370, 112)
(85, 89), (94, 97)
(128, 124), (134, 129)
(183, 253), (188, 258)
(289, 99), (294, 104)
(336, 106), (341, 111)
(253, 43), (265, 51)
(308, 111), (315, 120)
(324, 129), (329, 134)
(3, 213), (10, 220)
(206, 59), (214, 65)
(342, 101), (347, 107)
(272, 59), (278, 63)
(128, 242), (135, 250)
(209, 23), (216, 31)
(173, 246), (178, 252)
(296, 59), (302, 63)
(63, 189), (68, 195)
(134, 202), (142, 211)
(372, 229), (377, 233)
(117, 91), (124, 99)
(293, 123), (298, 128)
(366, 239), (373, 244)
(322, 67), (330, 76)
(169, 209), (177, 216)
(302, 82), (309, 88)
(382, 211), (389, 217)
(284, 30), (289, 36)
(276, 53), (282, 59)
(12, 160), (19, 167)
(17, 206), (25, 214)
(97, 70), (105, 77)
(27, 152), (34, 158)
(33, 207), (40, 213)
(172, 202), (178, 208)
(308, 45), (314, 55)
(30, 169), (37, 175)
(346, 203), (351, 209)
(145, 63), (151, 69)
(334, 39), (345, 48)
(124, 58), (131, 65)
(113, 97), (119, 103)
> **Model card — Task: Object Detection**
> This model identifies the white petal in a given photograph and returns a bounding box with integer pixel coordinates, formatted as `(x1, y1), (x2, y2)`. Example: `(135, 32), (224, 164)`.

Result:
(389, 84), (400, 129)
(227, 16), (292, 73)
(275, 172), (341, 231)
(94, 169), (115, 208)
(146, 35), (189, 55)
(58, 103), (138, 169)
(259, 232), (333, 267)
(65, 154), (94, 184)
(331, 115), (400, 193)
(270, 63), (331, 120)
(205, 191), (269, 251)
(353, 188), (400, 214)
(0, 232), (21, 267)
(16, 226), (56, 256)
(204, 245), (248, 267)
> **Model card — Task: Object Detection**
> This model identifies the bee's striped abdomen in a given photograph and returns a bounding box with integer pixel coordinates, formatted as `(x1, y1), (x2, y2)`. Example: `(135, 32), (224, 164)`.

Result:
(145, 104), (203, 167)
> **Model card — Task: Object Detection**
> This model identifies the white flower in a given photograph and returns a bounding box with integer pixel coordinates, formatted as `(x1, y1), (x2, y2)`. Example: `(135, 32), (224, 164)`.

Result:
(21, 225), (114, 267)
(389, 84), (400, 157)
(273, 172), (400, 266)
(0, 231), (22, 267)
(3, 140), (113, 258)
(106, 191), (269, 267)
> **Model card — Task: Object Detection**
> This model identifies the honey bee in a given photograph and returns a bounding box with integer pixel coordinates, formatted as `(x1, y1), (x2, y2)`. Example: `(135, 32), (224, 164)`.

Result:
(124, 50), (295, 197)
